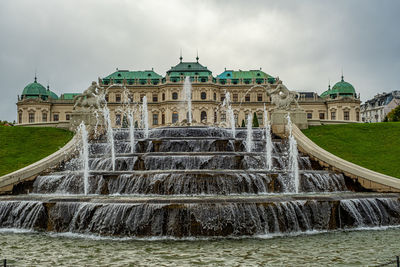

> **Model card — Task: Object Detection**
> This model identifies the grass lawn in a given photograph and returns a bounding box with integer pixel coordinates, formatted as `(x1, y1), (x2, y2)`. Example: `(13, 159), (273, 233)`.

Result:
(0, 126), (73, 176)
(302, 123), (400, 178)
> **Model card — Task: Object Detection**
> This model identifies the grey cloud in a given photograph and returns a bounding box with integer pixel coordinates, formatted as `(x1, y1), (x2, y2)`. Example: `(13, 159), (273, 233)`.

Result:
(0, 0), (399, 121)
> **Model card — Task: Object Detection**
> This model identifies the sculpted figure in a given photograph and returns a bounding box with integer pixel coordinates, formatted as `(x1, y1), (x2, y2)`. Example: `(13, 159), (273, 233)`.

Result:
(73, 81), (106, 110)
(267, 84), (302, 111)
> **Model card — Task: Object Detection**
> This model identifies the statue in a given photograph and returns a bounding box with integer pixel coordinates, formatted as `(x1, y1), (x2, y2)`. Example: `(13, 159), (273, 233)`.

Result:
(267, 84), (302, 111)
(73, 81), (106, 110)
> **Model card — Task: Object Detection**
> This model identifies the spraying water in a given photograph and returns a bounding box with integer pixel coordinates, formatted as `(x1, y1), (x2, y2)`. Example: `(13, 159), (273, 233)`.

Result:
(141, 96), (149, 139)
(223, 92), (235, 138)
(183, 76), (192, 124)
(128, 109), (135, 153)
(246, 113), (253, 152)
(103, 106), (116, 171)
(263, 104), (273, 170)
(78, 122), (89, 195)
(287, 113), (299, 193)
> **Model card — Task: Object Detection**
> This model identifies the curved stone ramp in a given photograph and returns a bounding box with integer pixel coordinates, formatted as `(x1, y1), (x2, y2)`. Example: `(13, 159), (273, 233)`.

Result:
(0, 134), (79, 194)
(292, 124), (400, 192)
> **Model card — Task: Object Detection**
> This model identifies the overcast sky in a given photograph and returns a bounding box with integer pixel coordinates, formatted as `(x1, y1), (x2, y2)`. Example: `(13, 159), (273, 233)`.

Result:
(1, 0), (399, 121)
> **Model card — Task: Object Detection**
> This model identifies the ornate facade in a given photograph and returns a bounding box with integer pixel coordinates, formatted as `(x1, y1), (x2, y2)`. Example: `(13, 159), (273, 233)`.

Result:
(17, 58), (361, 127)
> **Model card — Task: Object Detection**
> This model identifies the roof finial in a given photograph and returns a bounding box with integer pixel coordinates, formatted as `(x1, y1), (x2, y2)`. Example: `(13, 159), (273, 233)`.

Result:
(47, 80), (50, 91)
(341, 68), (344, 82)
(34, 69), (37, 83)
(179, 49), (183, 63)
(328, 79), (331, 90)
(196, 49), (199, 62)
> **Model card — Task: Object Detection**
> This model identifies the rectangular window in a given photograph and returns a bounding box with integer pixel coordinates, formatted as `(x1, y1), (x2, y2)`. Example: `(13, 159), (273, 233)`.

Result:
(53, 114), (59, 122)
(257, 113), (263, 123)
(153, 94), (158, 102)
(331, 112), (336, 120)
(116, 94), (121, 102)
(221, 113), (226, 122)
(116, 114), (121, 125)
(162, 114), (165, 125)
(140, 94), (145, 102)
(29, 113), (35, 123)
(344, 111), (350, 121)
(66, 114), (70, 121)
(307, 113), (312, 119)
(356, 112), (360, 121)
(214, 112), (217, 123)
(153, 114), (158, 125)
(220, 94), (225, 102)
(128, 95), (133, 103)
(257, 94), (263, 102)
(233, 94), (238, 102)
(319, 113), (325, 120)
(245, 95), (250, 102)
(172, 113), (179, 123)
(19, 113), (22, 123)
(42, 113), (47, 122)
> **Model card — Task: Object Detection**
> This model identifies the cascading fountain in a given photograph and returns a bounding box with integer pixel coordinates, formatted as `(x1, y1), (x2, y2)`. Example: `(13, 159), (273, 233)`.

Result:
(183, 76), (192, 124)
(102, 106), (116, 171)
(263, 104), (273, 170)
(287, 113), (299, 193)
(78, 122), (89, 195)
(128, 110), (135, 154)
(2, 114), (400, 237)
(223, 92), (235, 138)
(141, 96), (149, 139)
(246, 113), (253, 152)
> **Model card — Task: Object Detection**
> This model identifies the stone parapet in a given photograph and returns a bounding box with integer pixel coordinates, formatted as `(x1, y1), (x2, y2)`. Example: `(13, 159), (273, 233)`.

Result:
(292, 124), (400, 192)
(0, 134), (79, 194)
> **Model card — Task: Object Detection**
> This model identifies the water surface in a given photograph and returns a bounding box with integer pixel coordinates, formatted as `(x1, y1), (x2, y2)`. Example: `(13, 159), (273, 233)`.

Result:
(0, 228), (399, 266)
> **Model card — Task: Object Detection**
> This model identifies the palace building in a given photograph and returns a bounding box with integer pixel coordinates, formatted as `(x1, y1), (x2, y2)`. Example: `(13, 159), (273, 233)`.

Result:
(17, 57), (361, 127)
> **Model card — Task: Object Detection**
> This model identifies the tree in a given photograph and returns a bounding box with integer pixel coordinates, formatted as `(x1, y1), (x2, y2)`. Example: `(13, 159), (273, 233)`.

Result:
(241, 119), (245, 127)
(252, 112), (259, 127)
(387, 105), (400, 122)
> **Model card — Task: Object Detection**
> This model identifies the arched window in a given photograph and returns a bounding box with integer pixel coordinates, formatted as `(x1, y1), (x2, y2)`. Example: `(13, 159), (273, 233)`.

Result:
(172, 112), (179, 123)
(213, 93), (216, 100)
(201, 111), (207, 122)
(201, 92), (207, 100)
(18, 112), (22, 123)
(172, 92), (178, 100)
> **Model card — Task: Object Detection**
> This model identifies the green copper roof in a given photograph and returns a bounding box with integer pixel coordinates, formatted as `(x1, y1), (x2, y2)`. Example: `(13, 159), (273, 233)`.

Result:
(332, 77), (356, 94)
(46, 86), (58, 99)
(60, 93), (80, 100)
(167, 61), (212, 76)
(103, 70), (162, 80)
(217, 70), (273, 79)
(321, 76), (356, 98)
(22, 78), (48, 97)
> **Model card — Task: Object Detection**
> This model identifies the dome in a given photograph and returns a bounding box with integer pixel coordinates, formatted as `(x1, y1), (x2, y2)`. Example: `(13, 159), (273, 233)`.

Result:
(320, 76), (356, 99)
(331, 77), (356, 95)
(21, 78), (48, 98)
(46, 86), (59, 99)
